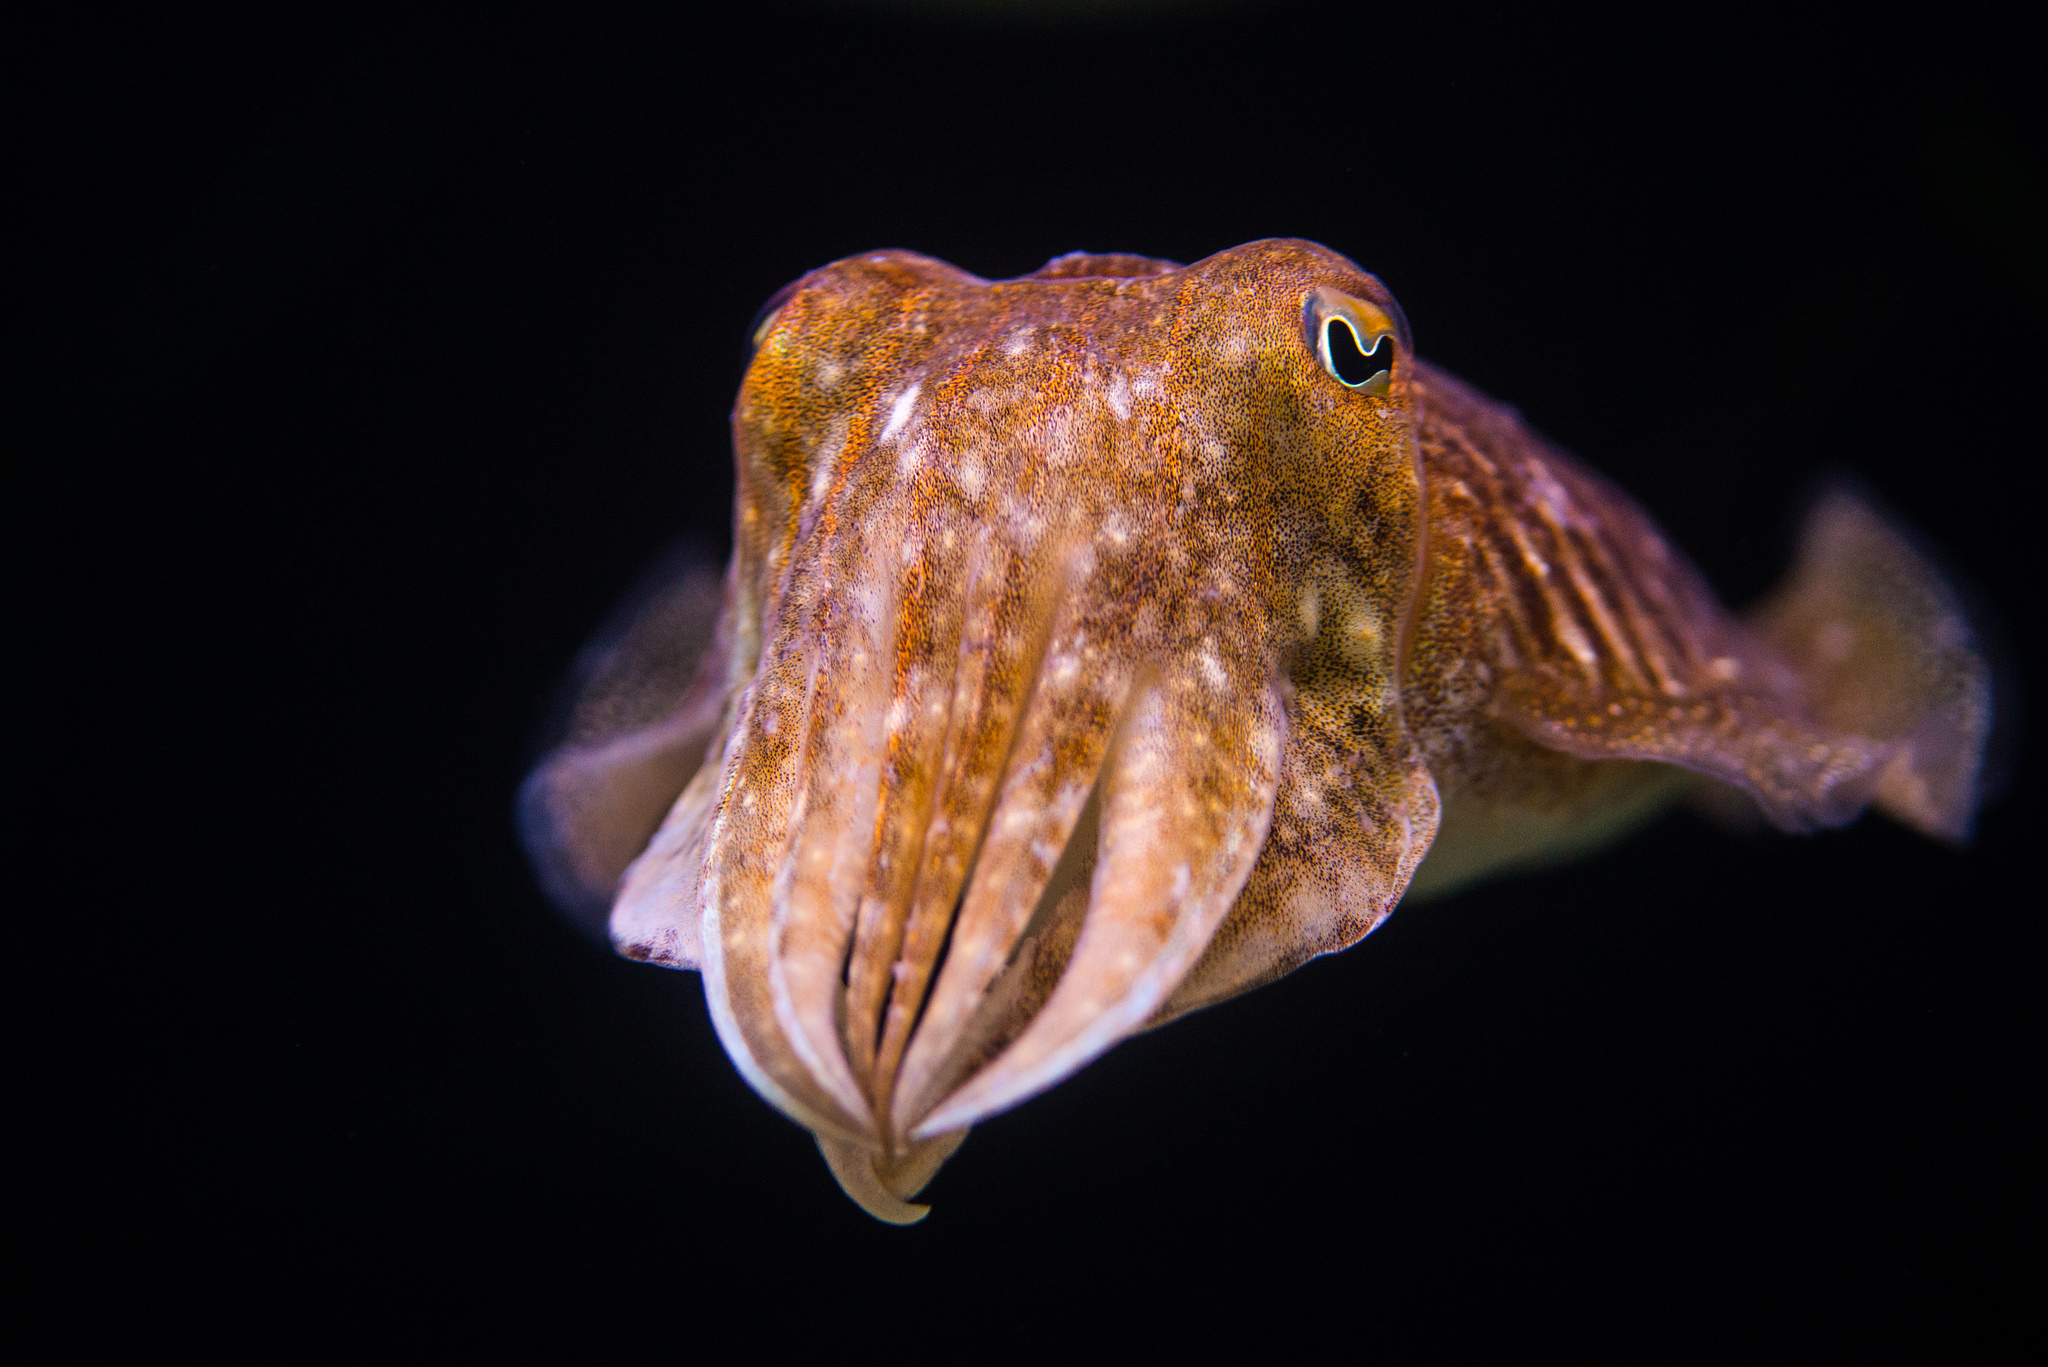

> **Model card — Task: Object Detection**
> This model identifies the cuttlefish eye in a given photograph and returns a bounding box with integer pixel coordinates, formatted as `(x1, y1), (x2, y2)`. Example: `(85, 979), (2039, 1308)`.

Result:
(1317, 313), (1394, 393)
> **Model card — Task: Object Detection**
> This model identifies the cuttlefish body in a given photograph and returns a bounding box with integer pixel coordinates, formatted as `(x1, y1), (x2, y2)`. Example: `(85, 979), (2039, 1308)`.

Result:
(522, 240), (1990, 1222)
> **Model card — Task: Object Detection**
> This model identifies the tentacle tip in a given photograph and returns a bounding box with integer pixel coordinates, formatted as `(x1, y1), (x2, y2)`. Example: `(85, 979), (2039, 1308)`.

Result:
(862, 1194), (934, 1226)
(814, 1132), (962, 1225)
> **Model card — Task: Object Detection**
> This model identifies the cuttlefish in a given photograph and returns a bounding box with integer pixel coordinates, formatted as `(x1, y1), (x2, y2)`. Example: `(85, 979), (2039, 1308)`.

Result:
(521, 240), (1991, 1223)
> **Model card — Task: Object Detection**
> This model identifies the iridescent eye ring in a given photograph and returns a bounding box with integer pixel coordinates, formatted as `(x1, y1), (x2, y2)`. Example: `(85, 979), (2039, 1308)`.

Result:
(1318, 312), (1393, 392)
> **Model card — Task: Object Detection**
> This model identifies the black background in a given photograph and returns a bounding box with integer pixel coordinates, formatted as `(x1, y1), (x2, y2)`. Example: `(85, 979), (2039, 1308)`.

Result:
(73, 0), (2038, 1301)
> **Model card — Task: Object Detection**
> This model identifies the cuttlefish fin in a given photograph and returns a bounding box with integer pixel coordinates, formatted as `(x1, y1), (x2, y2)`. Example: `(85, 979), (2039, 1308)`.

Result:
(1489, 484), (1992, 837)
(1747, 486), (1993, 842)
(1426, 417), (1888, 831)
(517, 550), (735, 940)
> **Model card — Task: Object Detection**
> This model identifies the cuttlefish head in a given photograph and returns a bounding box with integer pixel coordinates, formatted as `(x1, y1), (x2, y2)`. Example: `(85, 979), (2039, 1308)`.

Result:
(607, 239), (1441, 1220)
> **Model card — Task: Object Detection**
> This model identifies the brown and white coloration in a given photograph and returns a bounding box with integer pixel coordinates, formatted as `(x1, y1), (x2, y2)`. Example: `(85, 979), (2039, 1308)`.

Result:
(520, 240), (1991, 1223)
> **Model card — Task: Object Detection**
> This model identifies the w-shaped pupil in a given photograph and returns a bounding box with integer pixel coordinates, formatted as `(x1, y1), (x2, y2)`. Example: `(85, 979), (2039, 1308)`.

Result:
(1326, 317), (1390, 386)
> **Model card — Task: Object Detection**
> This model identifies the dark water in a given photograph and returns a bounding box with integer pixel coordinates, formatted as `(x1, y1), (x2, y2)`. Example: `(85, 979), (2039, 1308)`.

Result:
(75, 1), (2037, 1310)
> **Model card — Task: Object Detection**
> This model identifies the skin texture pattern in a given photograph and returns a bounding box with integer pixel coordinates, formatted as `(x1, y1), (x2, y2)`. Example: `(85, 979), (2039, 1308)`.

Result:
(519, 240), (1991, 1223)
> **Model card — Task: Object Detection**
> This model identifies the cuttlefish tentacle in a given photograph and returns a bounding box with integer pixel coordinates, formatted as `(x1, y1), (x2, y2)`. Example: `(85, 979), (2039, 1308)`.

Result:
(917, 666), (1287, 1135)
(814, 1127), (969, 1226)
(696, 432), (978, 1142)
(834, 519), (992, 1103)
(856, 524), (1095, 1136)
(880, 509), (1181, 1138)
(521, 239), (1993, 1224)
(762, 525), (902, 1134)
(882, 619), (1135, 1137)
(697, 587), (878, 1140)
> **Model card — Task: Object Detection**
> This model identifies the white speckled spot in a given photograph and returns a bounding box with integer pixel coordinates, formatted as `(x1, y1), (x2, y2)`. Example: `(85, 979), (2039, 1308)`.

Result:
(855, 578), (886, 623)
(808, 420), (849, 504)
(880, 383), (921, 444)
(1340, 600), (1384, 668)
(1105, 371), (1131, 421)
(897, 432), (928, 479)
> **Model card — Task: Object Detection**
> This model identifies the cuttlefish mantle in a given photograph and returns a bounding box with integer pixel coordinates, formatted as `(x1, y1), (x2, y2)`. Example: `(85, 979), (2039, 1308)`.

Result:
(520, 240), (1992, 1223)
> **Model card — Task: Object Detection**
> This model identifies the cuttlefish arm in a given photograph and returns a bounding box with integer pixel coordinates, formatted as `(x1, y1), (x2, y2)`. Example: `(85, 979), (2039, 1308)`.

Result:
(521, 240), (1991, 1222)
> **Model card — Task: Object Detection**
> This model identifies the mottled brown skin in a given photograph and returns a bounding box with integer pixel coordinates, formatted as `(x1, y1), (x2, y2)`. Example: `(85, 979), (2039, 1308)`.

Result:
(520, 240), (1990, 1223)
